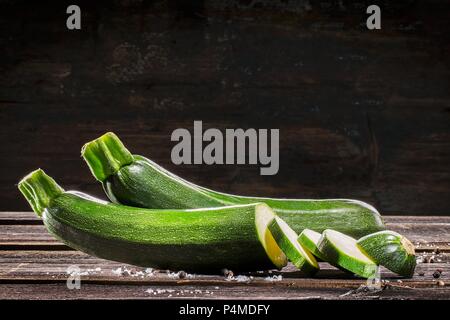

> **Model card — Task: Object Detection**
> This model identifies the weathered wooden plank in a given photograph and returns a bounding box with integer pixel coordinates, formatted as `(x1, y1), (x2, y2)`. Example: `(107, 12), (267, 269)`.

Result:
(0, 250), (448, 287)
(0, 214), (448, 299)
(0, 283), (448, 300)
(0, 212), (41, 224)
(1, 265), (448, 288)
(0, 225), (58, 243)
(386, 216), (450, 223)
(1, 215), (449, 251)
(2, 249), (449, 266)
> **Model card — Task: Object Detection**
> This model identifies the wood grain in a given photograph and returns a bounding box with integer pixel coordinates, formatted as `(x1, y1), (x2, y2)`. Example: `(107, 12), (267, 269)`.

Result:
(1, 283), (450, 300)
(0, 212), (449, 299)
(0, 251), (448, 285)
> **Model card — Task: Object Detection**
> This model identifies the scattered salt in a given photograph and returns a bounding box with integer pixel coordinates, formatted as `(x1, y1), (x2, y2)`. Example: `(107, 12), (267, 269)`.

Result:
(145, 288), (175, 295)
(167, 271), (195, 279)
(167, 271), (179, 279)
(264, 275), (283, 282)
(145, 268), (155, 276)
(226, 275), (252, 282)
(66, 269), (91, 276)
(112, 267), (125, 275)
(112, 266), (154, 277)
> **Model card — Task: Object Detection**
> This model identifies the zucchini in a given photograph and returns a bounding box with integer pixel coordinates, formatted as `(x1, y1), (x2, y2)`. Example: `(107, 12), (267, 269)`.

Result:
(298, 229), (327, 261)
(82, 132), (386, 238)
(268, 216), (319, 275)
(357, 231), (416, 277)
(18, 169), (287, 272)
(318, 229), (378, 278)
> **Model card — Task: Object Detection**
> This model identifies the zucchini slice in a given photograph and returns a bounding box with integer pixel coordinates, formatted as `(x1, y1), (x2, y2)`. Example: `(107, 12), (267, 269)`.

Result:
(318, 229), (378, 278)
(357, 230), (416, 277)
(269, 216), (319, 275)
(298, 229), (327, 261)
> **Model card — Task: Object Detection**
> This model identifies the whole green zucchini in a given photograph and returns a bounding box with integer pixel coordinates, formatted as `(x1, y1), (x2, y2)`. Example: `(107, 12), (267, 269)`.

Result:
(82, 132), (385, 238)
(18, 169), (287, 272)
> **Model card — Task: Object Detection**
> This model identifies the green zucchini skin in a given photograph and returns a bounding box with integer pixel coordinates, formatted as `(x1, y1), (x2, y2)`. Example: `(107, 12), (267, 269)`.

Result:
(104, 156), (224, 209)
(45, 194), (278, 272)
(104, 156), (385, 238)
(19, 170), (286, 272)
(269, 217), (319, 275)
(82, 133), (385, 238)
(318, 229), (378, 279)
(357, 231), (416, 278)
(297, 229), (327, 262)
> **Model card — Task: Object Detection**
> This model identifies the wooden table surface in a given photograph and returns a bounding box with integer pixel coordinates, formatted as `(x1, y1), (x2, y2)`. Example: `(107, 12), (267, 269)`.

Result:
(1, 212), (449, 300)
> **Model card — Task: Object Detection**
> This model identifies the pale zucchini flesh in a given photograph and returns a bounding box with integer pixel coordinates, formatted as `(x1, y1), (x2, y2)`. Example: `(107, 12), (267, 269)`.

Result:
(357, 230), (416, 278)
(298, 229), (327, 261)
(268, 216), (319, 275)
(318, 229), (378, 278)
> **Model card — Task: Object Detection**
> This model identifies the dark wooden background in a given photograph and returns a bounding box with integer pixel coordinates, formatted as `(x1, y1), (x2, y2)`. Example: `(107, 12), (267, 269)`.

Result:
(0, 0), (449, 214)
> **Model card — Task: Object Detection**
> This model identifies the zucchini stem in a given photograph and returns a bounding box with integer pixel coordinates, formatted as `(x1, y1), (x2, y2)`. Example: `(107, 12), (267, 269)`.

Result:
(18, 169), (64, 216)
(81, 132), (134, 182)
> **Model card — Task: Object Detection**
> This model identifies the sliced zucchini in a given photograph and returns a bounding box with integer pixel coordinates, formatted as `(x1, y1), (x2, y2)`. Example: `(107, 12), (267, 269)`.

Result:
(318, 229), (378, 278)
(357, 230), (416, 277)
(298, 229), (327, 261)
(269, 216), (319, 275)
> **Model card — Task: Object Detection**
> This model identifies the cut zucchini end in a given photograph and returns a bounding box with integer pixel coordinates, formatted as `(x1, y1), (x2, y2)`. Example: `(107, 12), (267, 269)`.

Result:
(255, 204), (287, 269)
(357, 230), (416, 277)
(400, 236), (416, 256)
(18, 169), (64, 217)
(81, 132), (134, 182)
